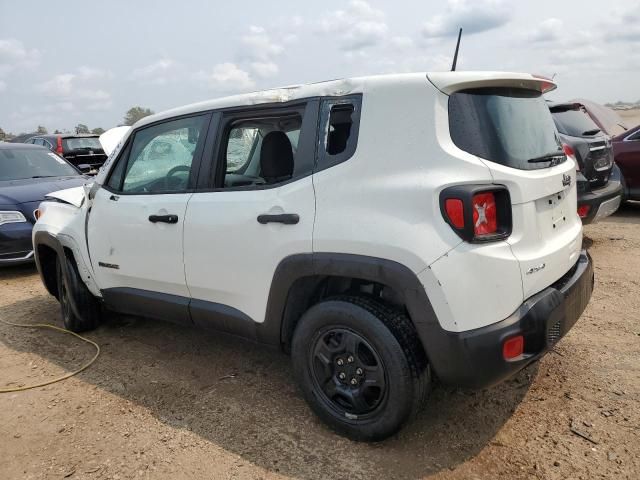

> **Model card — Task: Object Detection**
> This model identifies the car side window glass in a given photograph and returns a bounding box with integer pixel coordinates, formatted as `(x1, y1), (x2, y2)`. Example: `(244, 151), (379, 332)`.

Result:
(629, 131), (640, 141)
(217, 113), (304, 189)
(316, 95), (362, 171)
(117, 115), (208, 194)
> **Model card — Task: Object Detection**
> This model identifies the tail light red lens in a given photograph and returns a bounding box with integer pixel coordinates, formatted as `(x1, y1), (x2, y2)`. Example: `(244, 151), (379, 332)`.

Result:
(472, 192), (497, 236)
(440, 185), (512, 243)
(444, 199), (465, 229)
(577, 205), (591, 218)
(56, 137), (64, 155)
(503, 335), (524, 360)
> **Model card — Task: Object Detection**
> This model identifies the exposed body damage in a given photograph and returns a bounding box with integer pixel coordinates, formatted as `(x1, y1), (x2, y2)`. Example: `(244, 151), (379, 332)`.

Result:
(34, 186), (101, 298)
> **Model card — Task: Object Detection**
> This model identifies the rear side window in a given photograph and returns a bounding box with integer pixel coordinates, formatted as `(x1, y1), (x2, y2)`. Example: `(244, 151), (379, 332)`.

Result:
(64, 137), (103, 151)
(551, 108), (601, 137)
(449, 88), (562, 170)
(316, 95), (362, 171)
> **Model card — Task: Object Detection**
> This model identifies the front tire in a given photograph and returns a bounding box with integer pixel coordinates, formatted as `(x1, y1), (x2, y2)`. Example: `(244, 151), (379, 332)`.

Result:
(291, 296), (430, 441)
(56, 254), (101, 332)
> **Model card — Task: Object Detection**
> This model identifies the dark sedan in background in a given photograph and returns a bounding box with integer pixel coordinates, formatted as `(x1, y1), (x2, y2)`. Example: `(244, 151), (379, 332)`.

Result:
(548, 101), (623, 223)
(24, 133), (107, 173)
(612, 124), (640, 201)
(0, 143), (86, 265)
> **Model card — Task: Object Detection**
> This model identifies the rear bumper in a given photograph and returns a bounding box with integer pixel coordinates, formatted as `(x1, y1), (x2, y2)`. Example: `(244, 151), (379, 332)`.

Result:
(427, 251), (593, 389)
(0, 221), (35, 265)
(578, 168), (623, 224)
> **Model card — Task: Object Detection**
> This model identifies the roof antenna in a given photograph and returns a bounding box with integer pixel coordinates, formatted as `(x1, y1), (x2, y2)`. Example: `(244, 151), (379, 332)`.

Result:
(451, 28), (462, 71)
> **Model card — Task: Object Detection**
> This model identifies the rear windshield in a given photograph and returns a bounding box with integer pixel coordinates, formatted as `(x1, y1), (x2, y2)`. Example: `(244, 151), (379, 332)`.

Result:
(64, 137), (103, 151)
(449, 88), (563, 170)
(550, 108), (601, 137)
(0, 148), (78, 181)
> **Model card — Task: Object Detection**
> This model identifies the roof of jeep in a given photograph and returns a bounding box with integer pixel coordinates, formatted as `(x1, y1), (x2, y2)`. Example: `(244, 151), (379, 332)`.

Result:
(134, 71), (553, 130)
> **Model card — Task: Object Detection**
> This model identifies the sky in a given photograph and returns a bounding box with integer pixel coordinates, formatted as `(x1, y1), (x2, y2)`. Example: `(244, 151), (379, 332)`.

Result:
(0, 0), (638, 134)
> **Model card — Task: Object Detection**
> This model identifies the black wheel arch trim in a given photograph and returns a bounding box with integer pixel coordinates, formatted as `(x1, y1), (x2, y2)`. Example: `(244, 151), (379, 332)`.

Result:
(262, 253), (448, 373)
(33, 230), (88, 321)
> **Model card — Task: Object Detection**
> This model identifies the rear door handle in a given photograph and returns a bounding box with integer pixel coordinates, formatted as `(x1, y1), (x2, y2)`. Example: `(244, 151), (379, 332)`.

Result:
(257, 213), (299, 225)
(148, 214), (179, 224)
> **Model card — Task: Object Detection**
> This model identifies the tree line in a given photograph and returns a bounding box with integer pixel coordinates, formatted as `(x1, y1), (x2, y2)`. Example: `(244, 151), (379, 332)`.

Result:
(0, 106), (154, 141)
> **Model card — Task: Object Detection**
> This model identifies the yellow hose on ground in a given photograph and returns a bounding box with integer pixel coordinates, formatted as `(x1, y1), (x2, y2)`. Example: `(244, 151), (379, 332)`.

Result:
(0, 319), (100, 393)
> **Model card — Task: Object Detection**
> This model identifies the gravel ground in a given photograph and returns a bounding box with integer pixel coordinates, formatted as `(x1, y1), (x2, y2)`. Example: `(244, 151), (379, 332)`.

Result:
(1, 203), (639, 480)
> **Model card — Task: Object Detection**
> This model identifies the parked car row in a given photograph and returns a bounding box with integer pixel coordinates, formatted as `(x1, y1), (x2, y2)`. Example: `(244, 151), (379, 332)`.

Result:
(547, 100), (622, 224)
(0, 71), (638, 441)
(0, 143), (87, 264)
(23, 133), (107, 174)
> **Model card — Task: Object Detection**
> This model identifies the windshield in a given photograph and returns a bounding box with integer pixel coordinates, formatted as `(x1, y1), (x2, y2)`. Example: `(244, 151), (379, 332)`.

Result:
(551, 108), (601, 137)
(449, 88), (563, 170)
(0, 148), (79, 181)
(64, 137), (103, 151)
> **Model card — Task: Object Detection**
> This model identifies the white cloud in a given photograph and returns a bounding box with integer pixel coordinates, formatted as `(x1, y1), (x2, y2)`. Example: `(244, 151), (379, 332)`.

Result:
(38, 73), (76, 96)
(0, 80), (6, 92)
(36, 68), (113, 111)
(241, 26), (284, 61)
(0, 38), (41, 76)
(198, 62), (255, 91)
(130, 58), (177, 85)
(526, 18), (564, 44)
(250, 61), (279, 78)
(422, 0), (510, 38)
(390, 36), (415, 49)
(602, 5), (640, 43)
(319, 0), (388, 51)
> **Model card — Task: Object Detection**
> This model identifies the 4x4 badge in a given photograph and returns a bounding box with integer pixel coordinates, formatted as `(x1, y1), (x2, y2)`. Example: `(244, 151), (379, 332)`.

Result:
(562, 174), (572, 187)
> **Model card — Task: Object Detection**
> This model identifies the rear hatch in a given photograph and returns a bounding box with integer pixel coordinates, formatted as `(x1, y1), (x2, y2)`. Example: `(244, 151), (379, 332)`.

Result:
(549, 103), (614, 188)
(430, 72), (583, 299)
(63, 136), (108, 168)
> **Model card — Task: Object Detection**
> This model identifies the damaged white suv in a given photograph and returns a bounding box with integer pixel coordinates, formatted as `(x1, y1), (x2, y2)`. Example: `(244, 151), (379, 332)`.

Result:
(33, 72), (594, 441)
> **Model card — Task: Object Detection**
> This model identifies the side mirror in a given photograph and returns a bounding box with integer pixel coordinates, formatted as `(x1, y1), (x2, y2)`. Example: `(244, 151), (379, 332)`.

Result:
(77, 163), (92, 174)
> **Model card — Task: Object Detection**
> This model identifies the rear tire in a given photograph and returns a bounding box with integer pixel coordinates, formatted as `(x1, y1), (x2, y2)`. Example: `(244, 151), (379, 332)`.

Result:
(56, 254), (101, 332)
(291, 296), (430, 441)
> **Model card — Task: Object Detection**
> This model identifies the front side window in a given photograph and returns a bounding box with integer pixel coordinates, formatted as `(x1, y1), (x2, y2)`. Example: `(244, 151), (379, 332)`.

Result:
(449, 88), (562, 170)
(109, 115), (207, 194)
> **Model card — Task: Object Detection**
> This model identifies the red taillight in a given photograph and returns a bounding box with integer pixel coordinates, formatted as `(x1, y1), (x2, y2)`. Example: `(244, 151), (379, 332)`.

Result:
(56, 137), (63, 155)
(472, 192), (497, 236)
(577, 205), (591, 218)
(503, 335), (524, 360)
(444, 199), (465, 228)
(532, 74), (556, 93)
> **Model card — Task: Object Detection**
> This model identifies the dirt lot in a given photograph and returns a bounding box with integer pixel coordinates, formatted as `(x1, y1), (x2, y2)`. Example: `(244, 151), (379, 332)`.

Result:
(617, 108), (640, 128)
(1, 205), (639, 480)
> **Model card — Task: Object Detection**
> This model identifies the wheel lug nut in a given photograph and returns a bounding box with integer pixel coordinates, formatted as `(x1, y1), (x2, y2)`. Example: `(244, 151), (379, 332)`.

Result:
(338, 372), (346, 380)
(347, 355), (354, 363)
(336, 358), (344, 366)
(350, 378), (358, 385)
(356, 368), (363, 375)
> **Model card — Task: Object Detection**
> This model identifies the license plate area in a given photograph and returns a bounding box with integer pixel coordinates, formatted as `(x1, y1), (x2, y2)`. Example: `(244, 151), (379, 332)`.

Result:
(549, 191), (568, 230)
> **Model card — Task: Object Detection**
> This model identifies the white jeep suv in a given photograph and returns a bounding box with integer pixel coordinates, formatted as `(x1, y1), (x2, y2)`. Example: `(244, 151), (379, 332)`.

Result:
(33, 72), (594, 441)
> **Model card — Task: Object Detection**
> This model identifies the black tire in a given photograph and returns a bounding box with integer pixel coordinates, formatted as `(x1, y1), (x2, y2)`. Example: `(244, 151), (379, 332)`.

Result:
(56, 253), (101, 332)
(291, 296), (431, 441)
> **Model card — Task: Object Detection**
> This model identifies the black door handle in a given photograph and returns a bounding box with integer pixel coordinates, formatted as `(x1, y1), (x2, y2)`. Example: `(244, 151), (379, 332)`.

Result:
(257, 213), (299, 225)
(149, 214), (179, 224)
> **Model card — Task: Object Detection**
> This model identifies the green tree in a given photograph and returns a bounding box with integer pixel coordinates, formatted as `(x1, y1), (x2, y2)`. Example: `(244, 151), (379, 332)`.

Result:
(75, 123), (90, 134)
(91, 127), (105, 135)
(54, 129), (62, 134)
(0, 127), (5, 141)
(123, 106), (154, 126)
(36, 125), (48, 134)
